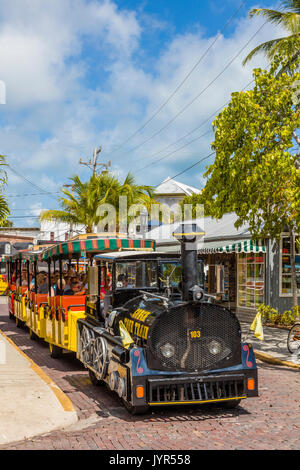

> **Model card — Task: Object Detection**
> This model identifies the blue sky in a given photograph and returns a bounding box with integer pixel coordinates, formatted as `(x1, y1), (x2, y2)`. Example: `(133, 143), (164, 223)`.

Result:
(0, 0), (285, 227)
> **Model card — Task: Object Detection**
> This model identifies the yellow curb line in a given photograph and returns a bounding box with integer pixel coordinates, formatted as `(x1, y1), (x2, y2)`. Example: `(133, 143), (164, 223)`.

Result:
(0, 329), (76, 412)
(255, 350), (300, 370)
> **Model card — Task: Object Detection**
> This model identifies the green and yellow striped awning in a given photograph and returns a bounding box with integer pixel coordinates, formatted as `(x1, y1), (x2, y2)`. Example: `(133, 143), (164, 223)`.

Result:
(198, 239), (266, 254)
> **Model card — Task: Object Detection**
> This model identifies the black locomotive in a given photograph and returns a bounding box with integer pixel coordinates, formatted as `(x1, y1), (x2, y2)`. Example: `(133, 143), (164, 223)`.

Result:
(77, 224), (258, 414)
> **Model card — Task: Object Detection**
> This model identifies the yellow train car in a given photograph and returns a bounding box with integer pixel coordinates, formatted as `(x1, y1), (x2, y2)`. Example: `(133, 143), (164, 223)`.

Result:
(0, 256), (8, 296)
(6, 237), (155, 358)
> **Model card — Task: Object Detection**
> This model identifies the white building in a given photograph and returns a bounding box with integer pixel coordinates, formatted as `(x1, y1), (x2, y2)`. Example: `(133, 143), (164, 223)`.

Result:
(39, 177), (202, 240)
(39, 220), (85, 242)
(154, 177), (201, 212)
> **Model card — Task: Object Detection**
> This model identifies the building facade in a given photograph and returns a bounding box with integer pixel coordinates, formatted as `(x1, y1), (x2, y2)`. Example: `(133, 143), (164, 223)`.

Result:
(146, 214), (299, 322)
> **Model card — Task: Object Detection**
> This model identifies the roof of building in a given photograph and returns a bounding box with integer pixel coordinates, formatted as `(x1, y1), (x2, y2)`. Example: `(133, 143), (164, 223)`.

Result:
(154, 177), (201, 196)
(146, 213), (252, 245)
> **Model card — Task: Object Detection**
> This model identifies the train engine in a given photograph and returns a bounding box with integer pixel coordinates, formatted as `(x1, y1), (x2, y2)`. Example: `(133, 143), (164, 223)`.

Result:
(77, 224), (258, 414)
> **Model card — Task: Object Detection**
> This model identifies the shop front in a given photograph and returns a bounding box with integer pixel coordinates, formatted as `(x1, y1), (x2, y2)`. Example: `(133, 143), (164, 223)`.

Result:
(198, 239), (267, 321)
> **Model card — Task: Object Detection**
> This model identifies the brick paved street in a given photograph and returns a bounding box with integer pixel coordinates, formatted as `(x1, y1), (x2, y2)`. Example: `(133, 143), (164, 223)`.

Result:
(0, 303), (299, 450)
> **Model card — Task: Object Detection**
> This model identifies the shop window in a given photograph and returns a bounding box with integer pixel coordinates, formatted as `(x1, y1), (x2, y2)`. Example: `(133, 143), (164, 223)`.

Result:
(280, 234), (300, 296)
(237, 253), (265, 309)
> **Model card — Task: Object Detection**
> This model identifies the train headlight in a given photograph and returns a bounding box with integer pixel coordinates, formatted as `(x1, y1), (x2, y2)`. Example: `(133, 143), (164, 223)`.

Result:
(208, 340), (222, 355)
(160, 343), (175, 358)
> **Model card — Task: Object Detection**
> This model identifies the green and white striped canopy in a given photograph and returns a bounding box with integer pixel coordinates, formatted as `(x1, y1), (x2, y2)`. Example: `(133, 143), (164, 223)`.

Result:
(198, 239), (266, 254)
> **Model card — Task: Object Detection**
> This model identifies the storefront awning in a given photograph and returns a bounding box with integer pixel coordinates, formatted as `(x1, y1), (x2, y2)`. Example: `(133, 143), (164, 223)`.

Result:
(198, 239), (266, 254)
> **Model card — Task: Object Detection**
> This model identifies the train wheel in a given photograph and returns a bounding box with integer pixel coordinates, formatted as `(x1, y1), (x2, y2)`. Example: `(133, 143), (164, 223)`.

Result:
(80, 326), (94, 364)
(221, 399), (241, 409)
(92, 336), (108, 380)
(88, 369), (105, 386)
(9, 312), (14, 320)
(16, 317), (22, 328)
(49, 343), (63, 359)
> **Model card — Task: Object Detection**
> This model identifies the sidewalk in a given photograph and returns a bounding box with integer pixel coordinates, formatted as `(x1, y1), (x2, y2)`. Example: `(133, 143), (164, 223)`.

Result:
(0, 330), (77, 445)
(241, 322), (300, 369)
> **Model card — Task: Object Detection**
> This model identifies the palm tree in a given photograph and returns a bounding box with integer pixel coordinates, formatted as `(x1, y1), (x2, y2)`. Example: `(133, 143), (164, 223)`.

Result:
(243, 0), (300, 66)
(0, 155), (11, 226)
(40, 172), (157, 234)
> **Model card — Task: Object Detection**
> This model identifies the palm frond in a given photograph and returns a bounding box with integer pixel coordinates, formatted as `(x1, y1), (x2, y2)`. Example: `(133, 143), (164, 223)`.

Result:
(243, 37), (286, 64)
(249, 8), (298, 30)
(40, 209), (78, 224)
(246, 3), (300, 65)
(281, 0), (300, 14)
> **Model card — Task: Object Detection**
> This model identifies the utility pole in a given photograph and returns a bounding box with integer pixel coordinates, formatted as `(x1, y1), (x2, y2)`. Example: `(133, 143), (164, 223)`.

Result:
(79, 146), (111, 175)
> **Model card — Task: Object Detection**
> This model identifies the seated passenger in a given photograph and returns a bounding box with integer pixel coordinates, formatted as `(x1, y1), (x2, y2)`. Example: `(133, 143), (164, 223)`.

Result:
(37, 274), (49, 294)
(63, 279), (84, 296)
(63, 276), (72, 294)
(116, 274), (130, 288)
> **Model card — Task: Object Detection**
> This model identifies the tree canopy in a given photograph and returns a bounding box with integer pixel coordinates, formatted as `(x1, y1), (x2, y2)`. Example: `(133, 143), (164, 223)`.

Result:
(243, 0), (300, 70)
(199, 53), (300, 306)
(0, 155), (10, 226)
(40, 172), (156, 233)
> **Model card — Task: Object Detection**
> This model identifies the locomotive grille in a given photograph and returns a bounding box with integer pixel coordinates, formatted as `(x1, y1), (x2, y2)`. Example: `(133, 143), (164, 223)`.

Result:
(148, 303), (241, 372)
(148, 375), (245, 404)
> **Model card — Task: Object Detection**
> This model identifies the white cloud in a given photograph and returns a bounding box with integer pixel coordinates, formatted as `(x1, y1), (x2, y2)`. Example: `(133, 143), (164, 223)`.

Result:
(0, 1), (288, 227)
(0, 0), (141, 106)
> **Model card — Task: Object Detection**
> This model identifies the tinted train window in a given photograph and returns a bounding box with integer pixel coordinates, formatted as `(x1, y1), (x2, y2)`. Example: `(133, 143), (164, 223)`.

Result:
(161, 261), (204, 288)
(116, 261), (157, 288)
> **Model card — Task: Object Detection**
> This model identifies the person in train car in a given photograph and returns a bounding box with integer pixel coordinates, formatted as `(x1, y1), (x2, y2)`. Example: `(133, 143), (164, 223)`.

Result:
(56, 278), (66, 296)
(63, 275), (72, 294)
(37, 272), (49, 294)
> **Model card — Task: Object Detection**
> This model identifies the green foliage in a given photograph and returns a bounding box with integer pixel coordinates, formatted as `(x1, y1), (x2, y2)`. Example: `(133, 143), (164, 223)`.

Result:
(201, 54), (300, 240)
(180, 192), (223, 218)
(244, 1), (300, 68)
(0, 219), (13, 227)
(257, 303), (279, 324)
(257, 303), (299, 325)
(40, 172), (156, 233)
(0, 155), (10, 227)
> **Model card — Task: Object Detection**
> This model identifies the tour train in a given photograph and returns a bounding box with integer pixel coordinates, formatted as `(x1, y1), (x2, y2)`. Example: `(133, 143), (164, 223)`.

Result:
(6, 227), (258, 414)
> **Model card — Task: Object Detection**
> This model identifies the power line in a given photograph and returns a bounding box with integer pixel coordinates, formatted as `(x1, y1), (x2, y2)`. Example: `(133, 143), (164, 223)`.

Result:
(7, 192), (60, 198)
(104, 0), (248, 156)
(9, 209), (57, 211)
(8, 216), (41, 219)
(120, 20), (267, 158)
(132, 76), (255, 173)
(7, 165), (59, 201)
(135, 129), (213, 174)
(155, 151), (216, 188)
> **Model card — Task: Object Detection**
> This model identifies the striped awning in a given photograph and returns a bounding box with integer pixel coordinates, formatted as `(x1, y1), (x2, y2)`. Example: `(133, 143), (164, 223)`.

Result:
(42, 238), (155, 261)
(198, 239), (266, 254)
(6, 238), (156, 262)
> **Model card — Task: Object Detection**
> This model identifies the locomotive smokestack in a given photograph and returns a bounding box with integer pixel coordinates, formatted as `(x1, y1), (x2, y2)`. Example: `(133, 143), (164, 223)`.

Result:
(173, 223), (205, 302)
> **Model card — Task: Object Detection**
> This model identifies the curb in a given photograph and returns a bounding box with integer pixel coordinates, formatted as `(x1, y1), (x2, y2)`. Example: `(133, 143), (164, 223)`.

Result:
(0, 328), (76, 413)
(255, 350), (300, 370)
